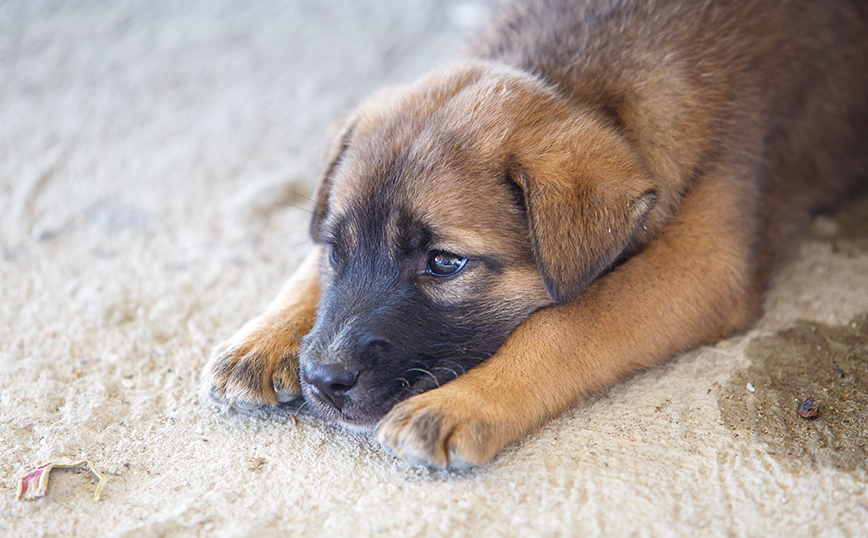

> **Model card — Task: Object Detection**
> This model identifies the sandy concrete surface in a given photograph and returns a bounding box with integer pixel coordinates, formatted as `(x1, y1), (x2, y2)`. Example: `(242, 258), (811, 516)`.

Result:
(2, 1), (867, 536)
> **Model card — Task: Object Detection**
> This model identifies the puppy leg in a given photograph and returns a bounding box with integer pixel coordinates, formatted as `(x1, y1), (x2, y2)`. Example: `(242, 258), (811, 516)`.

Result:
(200, 248), (322, 409)
(378, 169), (763, 467)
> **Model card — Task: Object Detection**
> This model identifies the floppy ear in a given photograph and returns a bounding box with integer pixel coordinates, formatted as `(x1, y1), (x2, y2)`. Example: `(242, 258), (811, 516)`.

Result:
(511, 119), (657, 303)
(310, 114), (358, 242)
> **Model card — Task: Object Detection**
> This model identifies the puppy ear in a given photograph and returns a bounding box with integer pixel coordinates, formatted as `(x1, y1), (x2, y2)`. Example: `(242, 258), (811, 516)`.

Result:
(512, 119), (657, 303)
(310, 114), (358, 242)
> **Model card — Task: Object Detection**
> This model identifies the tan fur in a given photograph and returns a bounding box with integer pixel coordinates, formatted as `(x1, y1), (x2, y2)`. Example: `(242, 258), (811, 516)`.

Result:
(201, 0), (868, 467)
(200, 250), (320, 408)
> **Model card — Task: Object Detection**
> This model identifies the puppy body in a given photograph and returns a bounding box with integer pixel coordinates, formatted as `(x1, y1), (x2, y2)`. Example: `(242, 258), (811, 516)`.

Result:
(201, 0), (868, 467)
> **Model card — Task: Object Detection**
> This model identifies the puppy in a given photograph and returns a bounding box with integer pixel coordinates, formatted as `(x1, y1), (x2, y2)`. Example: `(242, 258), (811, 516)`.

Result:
(201, 0), (868, 468)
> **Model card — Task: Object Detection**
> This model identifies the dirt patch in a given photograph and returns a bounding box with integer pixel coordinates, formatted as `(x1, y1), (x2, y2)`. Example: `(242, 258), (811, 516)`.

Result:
(719, 314), (868, 473)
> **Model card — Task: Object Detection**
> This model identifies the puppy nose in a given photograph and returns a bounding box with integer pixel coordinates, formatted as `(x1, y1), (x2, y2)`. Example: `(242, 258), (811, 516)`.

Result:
(303, 363), (359, 411)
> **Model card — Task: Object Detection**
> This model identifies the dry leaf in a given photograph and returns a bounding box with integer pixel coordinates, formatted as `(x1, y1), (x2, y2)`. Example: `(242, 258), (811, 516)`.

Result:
(17, 460), (108, 501)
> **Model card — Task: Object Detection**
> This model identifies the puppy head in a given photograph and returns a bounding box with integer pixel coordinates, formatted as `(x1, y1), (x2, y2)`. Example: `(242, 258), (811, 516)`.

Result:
(300, 61), (657, 428)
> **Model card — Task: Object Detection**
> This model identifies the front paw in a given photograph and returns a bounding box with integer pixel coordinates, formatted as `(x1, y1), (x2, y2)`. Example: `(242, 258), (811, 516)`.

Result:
(376, 386), (504, 469)
(199, 317), (303, 410)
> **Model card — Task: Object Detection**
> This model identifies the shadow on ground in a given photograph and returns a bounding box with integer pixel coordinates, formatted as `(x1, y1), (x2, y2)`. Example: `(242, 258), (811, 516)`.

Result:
(718, 193), (868, 474)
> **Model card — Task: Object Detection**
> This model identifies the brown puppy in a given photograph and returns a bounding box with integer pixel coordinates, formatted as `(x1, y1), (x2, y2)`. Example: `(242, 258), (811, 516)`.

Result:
(200, 0), (868, 468)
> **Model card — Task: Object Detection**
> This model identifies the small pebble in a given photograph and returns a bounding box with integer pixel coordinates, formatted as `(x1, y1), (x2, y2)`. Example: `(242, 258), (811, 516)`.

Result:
(798, 397), (819, 419)
(121, 378), (135, 389)
(746, 382), (756, 393)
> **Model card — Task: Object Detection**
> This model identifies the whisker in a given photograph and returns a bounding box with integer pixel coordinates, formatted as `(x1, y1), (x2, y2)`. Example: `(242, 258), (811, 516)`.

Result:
(263, 230), (313, 252)
(271, 229), (313, 246)
(287, 238), (314, 249)
(406, 367), (440, 387)
(431, 366), (459, 380)
(438, 359), (467, 375)
(285, 189), (318, 206)
(281, 201), (316, 215)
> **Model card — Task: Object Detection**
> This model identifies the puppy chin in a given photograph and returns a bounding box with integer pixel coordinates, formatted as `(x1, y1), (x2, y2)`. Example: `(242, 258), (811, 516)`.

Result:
(334, 420), (378, 434)
(300, 384), (394, 432)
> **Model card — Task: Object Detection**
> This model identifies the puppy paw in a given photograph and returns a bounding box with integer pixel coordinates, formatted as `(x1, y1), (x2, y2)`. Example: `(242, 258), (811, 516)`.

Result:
(199, 317), (303, 410)
(376, 386), (504, 469)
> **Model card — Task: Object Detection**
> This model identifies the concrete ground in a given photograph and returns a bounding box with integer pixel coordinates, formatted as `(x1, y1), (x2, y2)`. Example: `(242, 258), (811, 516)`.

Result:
(1, 1), (866, 536)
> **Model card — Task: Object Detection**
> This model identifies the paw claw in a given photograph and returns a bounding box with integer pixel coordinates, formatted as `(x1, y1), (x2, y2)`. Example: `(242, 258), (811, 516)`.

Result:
(205, 388), (229, 406)
(274, 387), (301, 403)
(230, 396), (266, 411)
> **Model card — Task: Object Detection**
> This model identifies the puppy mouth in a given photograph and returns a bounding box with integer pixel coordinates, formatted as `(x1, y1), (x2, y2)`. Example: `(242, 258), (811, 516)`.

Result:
(299, 382), (394, 430)
(299, 356), (480, 428)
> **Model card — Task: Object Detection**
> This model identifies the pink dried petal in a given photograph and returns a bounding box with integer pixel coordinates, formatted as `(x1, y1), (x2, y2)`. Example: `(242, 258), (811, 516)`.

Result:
(16, 460), (108, 501)
(17, 464), (53, 500)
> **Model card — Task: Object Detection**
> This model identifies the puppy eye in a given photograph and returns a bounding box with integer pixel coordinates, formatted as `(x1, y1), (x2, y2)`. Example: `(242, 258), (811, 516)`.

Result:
(426, 250), (467, 277)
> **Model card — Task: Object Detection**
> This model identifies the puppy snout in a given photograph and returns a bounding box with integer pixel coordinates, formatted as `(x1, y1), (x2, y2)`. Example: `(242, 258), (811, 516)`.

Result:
(303, 362), (360, 411)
